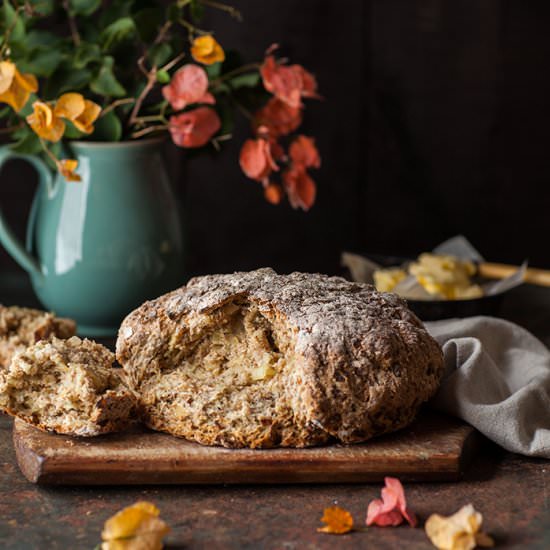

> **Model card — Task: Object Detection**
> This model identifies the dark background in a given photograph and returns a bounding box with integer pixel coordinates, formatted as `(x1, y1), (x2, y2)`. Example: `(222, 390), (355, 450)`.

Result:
(1, 0), (550, 281)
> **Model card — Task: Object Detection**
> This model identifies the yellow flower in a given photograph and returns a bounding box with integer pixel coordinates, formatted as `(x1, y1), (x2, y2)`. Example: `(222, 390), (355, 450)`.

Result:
(0, 61), (38, 112)
(55, 92), (101, 134)
(191, 35), (225, 65)
(425, 504), (494, 550)
(57, 159), (81, 182)
(26, 101), (65, 142)
(101, 501), (170, 550)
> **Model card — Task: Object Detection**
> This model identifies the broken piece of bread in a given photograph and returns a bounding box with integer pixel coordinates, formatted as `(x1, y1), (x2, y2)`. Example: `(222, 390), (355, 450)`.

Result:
(0, 305), (76, 370)
(117, 268), (444, 449)
(0, 336), (136, 436)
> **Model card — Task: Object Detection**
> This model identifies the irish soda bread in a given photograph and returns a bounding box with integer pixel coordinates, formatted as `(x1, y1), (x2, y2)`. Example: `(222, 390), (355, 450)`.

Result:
(0, 336), (136, 436)
(116, 269), (444, 448)
(0, 305), (76, 370)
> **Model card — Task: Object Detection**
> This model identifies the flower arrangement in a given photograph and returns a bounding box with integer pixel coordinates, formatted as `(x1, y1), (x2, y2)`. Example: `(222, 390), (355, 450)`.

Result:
(0, 0), (321, 209)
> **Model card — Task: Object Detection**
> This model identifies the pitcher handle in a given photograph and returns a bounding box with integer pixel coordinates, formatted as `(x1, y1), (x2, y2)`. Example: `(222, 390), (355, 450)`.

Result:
(0, 147), (52, 279)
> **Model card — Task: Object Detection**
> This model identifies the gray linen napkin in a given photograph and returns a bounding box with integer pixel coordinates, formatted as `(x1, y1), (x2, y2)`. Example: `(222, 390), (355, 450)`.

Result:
(425, 316), (550, 458)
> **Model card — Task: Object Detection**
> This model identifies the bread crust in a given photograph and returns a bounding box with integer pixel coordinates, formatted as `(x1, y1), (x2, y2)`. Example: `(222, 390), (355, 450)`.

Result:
(117, 268), (444, 448)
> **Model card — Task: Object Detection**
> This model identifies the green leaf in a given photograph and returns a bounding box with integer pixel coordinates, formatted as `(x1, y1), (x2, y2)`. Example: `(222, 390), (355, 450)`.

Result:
(10, 131), (42, 155)
(74, 42), (101, 69)
(69, 0), (101, 16)
(27, 0), (56, 17)
(134, 7), (163, 43)
(0, 0), (25, 43)
(90, 56), (126, 97)
(156, 69), (170, 84)
(166, 3), (181, 23)
(63, 120), (85, 140)
(148, 43), (172, 67)
(100, 17), (136, 51)
(189, 0), (204, 22)
(91, 110), (122, 141)
(25, 30), (62, 48)
(227, 72), (261, 90)
(205, 62), (222, 79)
(44, 68), (92, 98)
(17, 48), (63, 77)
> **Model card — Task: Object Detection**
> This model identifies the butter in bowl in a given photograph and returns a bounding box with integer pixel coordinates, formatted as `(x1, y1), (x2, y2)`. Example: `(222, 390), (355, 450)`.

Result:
(342, 236), (528, 320)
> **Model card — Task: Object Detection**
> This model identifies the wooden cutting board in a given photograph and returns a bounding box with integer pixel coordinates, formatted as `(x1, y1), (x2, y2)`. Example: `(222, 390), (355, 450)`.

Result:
(13, 413), (481, 485)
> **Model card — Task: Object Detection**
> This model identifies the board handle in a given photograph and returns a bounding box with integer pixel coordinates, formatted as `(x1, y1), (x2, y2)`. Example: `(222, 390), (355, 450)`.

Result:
(478, 262), (550, 287)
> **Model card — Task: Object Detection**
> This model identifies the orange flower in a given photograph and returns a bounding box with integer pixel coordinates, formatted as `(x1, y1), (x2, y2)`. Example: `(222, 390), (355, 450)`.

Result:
(191, 35), (225, 65)
(366, 477), (417, 527)
(26, 101), (65, 142)
(57, 159), (81, 182)
(169, 107), (221, 148)
(0, 61), (38, 112)
(253, 97), (302, 138)
(162, 64), (215, 111)
(101, 501), (170, 550)
(55, 93), (101, 134)
(317, 506), (354, 534)
(239, 136), (280, 183)
(260, 51), (320, 108)
(282, 166), (316, 211)
(289, 135), (321, 169)
(264, 182), (283, 205)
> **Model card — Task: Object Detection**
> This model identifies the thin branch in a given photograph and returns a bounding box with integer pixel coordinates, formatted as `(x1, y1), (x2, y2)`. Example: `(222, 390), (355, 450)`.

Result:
(128, 68), (157, 126)
(210, 62), (261, 88)
(130, 124), (168, 139)
(160, 52), (186, 73)
(100, 98), (136, 117)
(199, 0), (242, 21)
(62, 0), (81, 46)
(0, 121), (24, 134)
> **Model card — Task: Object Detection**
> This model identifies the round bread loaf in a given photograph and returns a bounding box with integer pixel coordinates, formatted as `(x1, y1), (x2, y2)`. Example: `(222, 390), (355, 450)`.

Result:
(116, 268), (444, 448)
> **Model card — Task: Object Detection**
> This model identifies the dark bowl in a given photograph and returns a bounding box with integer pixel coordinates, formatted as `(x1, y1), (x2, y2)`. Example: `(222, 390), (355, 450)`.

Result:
(346, 253), (507, 322)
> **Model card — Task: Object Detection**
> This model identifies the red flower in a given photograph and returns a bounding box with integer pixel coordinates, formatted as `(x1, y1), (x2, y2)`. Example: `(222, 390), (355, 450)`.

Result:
(169, 107), (221, 148)
(253, 97), (303, 138)
(282, 166), (316, 211)
(162, 64), (215, 111)
(289, 135), (321, 169)
(239, 136), (280, 182)
(260, 52), (320, 108)
(366, 477), (417, 528)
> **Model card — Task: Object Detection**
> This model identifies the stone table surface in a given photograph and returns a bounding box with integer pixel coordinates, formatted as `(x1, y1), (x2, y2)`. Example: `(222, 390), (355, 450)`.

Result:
(1, 275), (550, 549)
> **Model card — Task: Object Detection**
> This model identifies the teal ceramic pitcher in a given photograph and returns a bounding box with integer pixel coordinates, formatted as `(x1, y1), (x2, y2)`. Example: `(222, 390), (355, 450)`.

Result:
(0, 138), (185, 336)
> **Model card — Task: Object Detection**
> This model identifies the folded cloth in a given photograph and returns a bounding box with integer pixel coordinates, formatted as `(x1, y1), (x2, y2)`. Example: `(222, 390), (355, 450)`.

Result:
(425, 316), (550, 458)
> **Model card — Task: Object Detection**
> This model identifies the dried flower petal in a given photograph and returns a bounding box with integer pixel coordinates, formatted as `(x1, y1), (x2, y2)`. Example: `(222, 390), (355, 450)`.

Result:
(191, 35), (225, 65)
(162, 64), (215, 111)
(27, 101), (65, 142)
(239, 137), (279, 182)
(260, 49), (320, 108)
(169, 107), (221, 148)
(57, 159), (81, 182)
(317, 506), (354, 534)
(264, 182), (283, 205)
(101, 501), (170, 550)
(253, 97), (302, 138)
(425, 504), (494, 550)
(0, 62), (37, 112)
(282, 166), (316, 211)
(366, 477), (417, 527)
(289, 135), (321, 169)
(55, 93), (101, 134)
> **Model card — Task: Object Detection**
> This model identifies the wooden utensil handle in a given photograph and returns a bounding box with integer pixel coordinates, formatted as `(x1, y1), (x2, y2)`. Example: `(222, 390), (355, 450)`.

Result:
(478, 262), (550, 287)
